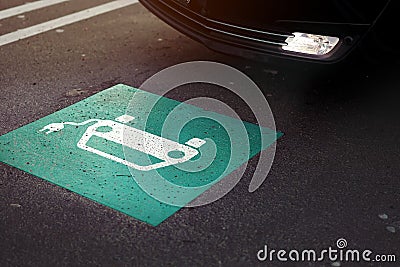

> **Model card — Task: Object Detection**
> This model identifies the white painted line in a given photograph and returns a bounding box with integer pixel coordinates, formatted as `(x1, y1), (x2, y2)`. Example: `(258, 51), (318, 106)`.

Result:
(0, 0), (139, 47)
(0, 0), (69, 20)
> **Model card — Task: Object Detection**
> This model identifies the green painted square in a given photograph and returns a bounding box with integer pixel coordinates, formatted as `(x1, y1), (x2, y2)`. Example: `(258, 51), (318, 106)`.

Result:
(0, 84), (281, 226)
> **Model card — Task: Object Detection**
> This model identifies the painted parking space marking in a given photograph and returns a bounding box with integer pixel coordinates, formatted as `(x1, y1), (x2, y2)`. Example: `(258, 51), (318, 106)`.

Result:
(0, 84), (281, 226)
(39, 117), (206, 171)
(0, 0), (138, 47)
(0, 0), (69, 20)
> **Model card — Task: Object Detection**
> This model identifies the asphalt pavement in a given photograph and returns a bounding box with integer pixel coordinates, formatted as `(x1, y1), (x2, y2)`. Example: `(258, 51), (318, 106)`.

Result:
(1, 1), (399, 266)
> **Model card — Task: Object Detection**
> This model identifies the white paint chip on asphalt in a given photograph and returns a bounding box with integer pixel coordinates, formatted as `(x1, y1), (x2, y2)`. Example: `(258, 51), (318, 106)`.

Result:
(0, 0), (69, 20)
(65, 88), (88, 97)
(386, 226), (396, 233)
(0, 0), (139, 47)
(378, 213), (388, 220)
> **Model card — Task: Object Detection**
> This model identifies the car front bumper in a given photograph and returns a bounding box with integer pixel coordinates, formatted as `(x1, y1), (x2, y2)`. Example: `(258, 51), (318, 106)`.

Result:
(140, 0), (376, 63)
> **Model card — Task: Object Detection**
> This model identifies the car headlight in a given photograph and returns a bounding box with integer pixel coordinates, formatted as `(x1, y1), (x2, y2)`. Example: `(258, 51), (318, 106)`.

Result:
(282, 32), (340, 56)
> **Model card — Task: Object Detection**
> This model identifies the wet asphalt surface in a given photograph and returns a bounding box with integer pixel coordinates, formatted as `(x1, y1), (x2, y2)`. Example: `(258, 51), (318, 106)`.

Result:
(1, 1), (400, 266)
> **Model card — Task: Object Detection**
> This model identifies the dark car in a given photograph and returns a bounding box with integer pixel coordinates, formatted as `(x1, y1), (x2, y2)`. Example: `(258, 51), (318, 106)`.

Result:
(139, 0), (395, 63)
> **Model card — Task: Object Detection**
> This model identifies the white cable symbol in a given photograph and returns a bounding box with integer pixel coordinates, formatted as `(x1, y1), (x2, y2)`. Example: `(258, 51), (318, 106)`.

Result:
(39, 119), (100, 134)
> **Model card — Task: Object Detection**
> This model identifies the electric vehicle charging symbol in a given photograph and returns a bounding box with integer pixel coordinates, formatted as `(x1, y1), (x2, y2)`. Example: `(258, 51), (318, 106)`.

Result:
(39, 115), (206, 171)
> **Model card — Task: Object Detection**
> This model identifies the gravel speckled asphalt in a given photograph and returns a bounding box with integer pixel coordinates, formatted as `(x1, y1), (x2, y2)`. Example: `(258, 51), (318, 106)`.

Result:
(1, 1), (399, 266)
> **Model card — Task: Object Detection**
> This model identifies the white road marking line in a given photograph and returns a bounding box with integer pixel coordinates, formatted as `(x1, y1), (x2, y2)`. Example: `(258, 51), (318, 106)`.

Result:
(0, 0), (69, 20)
(0, 0), (139, 47)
